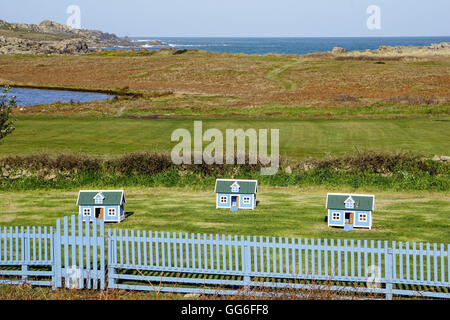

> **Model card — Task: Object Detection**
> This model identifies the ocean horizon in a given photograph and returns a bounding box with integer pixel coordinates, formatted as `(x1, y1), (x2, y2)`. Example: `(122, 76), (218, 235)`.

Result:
(109, 36), (450, 55)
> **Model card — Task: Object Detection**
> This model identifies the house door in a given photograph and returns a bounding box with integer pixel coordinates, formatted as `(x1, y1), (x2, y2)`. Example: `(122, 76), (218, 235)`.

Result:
(95, 208), (104, 219)
(231, 196), (238, 207)
(345, 212), (354, 224)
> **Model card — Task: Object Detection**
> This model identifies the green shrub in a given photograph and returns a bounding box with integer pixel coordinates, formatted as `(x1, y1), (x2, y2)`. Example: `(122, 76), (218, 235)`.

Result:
(0, 151), (448, 191)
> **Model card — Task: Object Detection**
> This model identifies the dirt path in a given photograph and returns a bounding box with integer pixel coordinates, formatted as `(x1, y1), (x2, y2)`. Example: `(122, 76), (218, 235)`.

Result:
(265, 58), (302, 90)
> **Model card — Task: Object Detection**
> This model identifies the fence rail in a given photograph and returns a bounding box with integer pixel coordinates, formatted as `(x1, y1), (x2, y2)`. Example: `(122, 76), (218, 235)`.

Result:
(0, 215), (449, 299)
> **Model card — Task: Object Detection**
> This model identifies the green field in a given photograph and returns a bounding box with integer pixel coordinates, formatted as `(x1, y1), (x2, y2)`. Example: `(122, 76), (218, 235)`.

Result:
(1, 187), (448, 243)
(2, 116), (449, 158)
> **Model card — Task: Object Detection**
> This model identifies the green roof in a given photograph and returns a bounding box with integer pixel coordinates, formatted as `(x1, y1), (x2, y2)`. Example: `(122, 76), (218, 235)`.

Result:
(215, 179), (258, 194)
(326, 193), (375, 211)
(77, 190), (125, 206)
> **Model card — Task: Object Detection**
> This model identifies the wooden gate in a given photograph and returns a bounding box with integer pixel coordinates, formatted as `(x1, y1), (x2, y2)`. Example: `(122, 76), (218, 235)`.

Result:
(54, 215), (105, 289)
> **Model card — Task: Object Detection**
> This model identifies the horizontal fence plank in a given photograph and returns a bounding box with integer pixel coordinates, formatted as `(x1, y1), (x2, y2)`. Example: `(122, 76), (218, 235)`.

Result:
(0, 280), (53, 286)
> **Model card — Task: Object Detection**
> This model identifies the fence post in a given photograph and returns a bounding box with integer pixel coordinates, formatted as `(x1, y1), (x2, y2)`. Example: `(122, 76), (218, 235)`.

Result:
(107, 233), (115, 289)
(21, 227), (28, 284)
(99, 219), (106, 290)
(385, 247), (394, 300)
(52, 219), (62, 289)
(21, 264), (28, 283)
(243, 236), (251, 286)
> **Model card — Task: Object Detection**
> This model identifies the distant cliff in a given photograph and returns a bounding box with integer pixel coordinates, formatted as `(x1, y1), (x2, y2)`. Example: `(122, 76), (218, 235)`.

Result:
(0, 19), (133, 54)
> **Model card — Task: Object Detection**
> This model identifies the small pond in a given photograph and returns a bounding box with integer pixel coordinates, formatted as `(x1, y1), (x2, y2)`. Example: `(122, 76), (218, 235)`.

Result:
(4, 88), (113, 106)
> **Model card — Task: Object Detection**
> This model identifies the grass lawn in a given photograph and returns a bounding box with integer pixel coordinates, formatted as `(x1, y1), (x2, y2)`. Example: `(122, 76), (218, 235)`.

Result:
(1, 116), (449, 159)
(1, 187), (448, 244)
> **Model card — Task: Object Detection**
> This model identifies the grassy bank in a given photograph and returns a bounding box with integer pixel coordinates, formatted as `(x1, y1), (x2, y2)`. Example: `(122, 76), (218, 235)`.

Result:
(12, 96), (450, 119)
(1, 151), (449, 191)
(4, 83), (173, 98)
(2, 167), (449, 192)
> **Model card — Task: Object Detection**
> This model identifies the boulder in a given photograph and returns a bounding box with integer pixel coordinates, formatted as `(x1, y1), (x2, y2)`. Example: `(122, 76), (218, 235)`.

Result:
(431, 155), (450, 162)
(53, 39), (89, 54)
(331, 47), (347, 54)
(0, 36), (89, 55)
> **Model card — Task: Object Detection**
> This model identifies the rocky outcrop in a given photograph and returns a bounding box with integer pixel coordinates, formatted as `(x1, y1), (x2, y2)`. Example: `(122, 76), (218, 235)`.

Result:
(375, 42), (450, 53)
(0, 19), (133, 46)
(139, 39), (169, 46)
(0, 19), (133, 54)
(331, 46), (347, 54)
(36, 20), (132, 47)
(328, 42), (450, 58)
(0, 36), (89, 55)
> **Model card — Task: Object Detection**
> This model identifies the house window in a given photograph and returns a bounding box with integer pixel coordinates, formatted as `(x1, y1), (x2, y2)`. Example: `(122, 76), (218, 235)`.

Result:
(345, 202), (354, 209)
(220, 196), (228, 204)
(83, 208), (91, 216)
(230, 182), (240, 193)
(94, 193), (104, 204)
(344, 196), (355, 209)
(332, 212), (340, 221)
(108, 208), (116, 216)
(243, 197), (251, 204)
(359, 213), (368, 222)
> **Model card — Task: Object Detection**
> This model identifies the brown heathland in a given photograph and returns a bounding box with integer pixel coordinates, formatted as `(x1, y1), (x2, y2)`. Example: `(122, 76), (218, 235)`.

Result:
(0, 49), (449, 117)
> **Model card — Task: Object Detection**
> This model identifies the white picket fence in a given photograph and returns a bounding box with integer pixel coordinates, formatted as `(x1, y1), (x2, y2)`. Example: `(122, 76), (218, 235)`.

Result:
(0, 216), (449, 299)
(107, 229), (450, 299)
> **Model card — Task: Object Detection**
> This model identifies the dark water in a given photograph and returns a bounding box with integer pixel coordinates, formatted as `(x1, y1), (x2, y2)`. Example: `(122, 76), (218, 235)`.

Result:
(111, 36), (450, 55)
(5, 88), (113, 106)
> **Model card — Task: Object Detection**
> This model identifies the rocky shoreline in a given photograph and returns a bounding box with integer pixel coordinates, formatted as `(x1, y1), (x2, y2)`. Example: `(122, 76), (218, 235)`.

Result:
(0, 19), (134, 55)
(1, 19), (450, 56)
(328, 42), (450, 57)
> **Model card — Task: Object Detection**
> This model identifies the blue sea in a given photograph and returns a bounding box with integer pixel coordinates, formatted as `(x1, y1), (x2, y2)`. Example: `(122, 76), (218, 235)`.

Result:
(118, 36), (450, 55)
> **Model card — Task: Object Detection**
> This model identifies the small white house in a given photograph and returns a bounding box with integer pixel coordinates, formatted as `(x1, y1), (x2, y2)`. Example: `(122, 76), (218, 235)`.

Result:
(215, 179), (258, 211)
(326, 193), (375, 230)
(77, 190), (127, 223)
